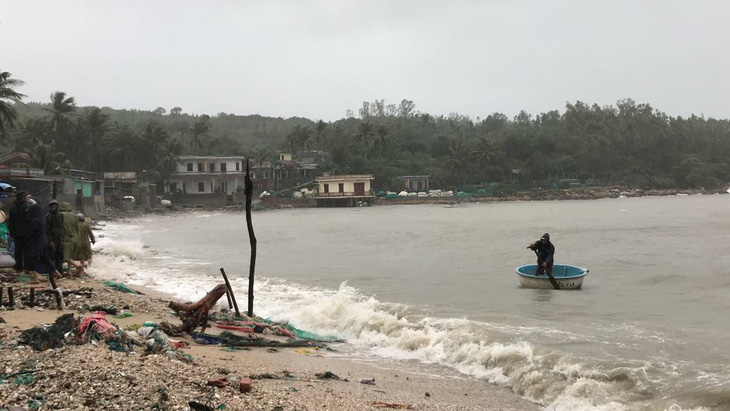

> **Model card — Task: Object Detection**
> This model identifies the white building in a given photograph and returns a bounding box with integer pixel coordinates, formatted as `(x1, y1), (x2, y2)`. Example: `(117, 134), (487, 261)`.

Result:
(167, 156), (247, 195)
(314, 174), (375, 206)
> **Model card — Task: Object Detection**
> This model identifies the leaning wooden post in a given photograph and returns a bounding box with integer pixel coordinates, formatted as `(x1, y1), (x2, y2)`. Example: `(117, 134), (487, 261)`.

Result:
(220, 268), (240, 317)
(29, 288), (35, 307)
(244, 158), (257, 318)
(8, 287), (14, 306)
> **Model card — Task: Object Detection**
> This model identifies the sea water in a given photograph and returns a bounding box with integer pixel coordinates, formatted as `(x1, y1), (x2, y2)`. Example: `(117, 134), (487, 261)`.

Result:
(89, 195), (730, 410)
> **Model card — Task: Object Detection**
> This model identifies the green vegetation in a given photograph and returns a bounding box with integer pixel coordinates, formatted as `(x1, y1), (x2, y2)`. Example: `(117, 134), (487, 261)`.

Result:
(1, 70), (729, 191)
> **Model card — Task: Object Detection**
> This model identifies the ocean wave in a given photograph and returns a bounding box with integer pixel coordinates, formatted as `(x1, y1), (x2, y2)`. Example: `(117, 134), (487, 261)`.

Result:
(91, 220), (730, 411)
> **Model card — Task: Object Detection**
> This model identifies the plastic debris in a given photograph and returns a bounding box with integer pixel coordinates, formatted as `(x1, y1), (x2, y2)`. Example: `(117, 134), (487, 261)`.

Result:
(18, 313), (75, 351)
(315, 371), (342, 380)
(103, 281), (142, 294)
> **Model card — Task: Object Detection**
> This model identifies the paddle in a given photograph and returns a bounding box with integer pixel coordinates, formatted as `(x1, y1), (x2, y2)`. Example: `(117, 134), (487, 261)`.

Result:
(533, 249), (560, 290)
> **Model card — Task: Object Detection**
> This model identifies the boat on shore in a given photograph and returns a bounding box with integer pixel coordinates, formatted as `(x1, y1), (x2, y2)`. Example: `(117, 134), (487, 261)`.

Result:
(515, 264), (588, 289)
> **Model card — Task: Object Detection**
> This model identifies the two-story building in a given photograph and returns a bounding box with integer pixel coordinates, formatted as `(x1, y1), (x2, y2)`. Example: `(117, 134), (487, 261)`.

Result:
(313, 174), (375, 207)
(167, 156), (247, 196)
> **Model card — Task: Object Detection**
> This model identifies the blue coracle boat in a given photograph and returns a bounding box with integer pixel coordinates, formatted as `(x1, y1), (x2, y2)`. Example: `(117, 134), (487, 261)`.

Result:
(515, 264), (588, 289)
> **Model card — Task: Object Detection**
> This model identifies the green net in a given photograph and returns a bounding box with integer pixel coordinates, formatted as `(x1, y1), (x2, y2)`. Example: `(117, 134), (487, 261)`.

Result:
(103, 281), (142, 294)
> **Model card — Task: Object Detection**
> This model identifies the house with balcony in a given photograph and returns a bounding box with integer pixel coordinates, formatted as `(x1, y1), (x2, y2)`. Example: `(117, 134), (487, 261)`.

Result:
(167, 156), (247, 196)
(314, 174), (375, 207)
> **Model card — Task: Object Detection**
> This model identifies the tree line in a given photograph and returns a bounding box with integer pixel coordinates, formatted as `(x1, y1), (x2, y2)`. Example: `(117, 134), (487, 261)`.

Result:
(2, 69), (729, 192)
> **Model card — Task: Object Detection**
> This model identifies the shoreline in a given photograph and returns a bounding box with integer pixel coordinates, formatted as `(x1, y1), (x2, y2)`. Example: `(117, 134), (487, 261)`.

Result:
(249, 185), (728, 211)
(0, 272), (541, 410)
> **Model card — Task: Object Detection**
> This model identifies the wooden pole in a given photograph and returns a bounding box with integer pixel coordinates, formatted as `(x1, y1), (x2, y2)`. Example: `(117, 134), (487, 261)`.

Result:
(8, 287), (14, 306)
(29, 287), (35, 307)
(48, 273), (65, 309)
(220, 267), (240, 317)
(244, 158), (257, 318)
(0, 287), (3, 306)
(225, 288), (233, 310)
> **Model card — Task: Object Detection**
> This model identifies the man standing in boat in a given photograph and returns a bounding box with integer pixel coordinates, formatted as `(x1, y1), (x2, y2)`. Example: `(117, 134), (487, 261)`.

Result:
(527, 233), (554, 275)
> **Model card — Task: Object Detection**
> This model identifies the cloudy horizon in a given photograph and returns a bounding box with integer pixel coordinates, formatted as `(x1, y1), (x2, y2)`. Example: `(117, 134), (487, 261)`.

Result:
(3, 0), (729, 121)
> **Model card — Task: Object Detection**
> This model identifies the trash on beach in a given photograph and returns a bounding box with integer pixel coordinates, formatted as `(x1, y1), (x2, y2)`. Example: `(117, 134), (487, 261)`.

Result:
(239, 377), (252, 393)
(249, 373), (278, 380)
(113, 311), (133, 319)
(191, 332), (223, 345)
(207, 376), (229, 387)
(360, 378), (376, 385)
(85, 305), (118, 315)
(294, 347), (319, 355)
(18, 313), (75, 351)
(373, 401), (414, 409)
(77, 312), (118, 343)
(103, 281), (142, 295)
(315, 371), (342, 380)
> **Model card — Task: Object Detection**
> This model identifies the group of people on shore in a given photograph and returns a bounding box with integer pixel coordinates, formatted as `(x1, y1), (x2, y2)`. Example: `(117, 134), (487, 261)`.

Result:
(6, 191), (95, 284)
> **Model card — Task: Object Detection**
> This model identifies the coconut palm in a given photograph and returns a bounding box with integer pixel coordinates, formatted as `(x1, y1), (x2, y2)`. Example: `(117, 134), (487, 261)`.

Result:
(314, 120), (328, 163)
(189, 116), (210, 151)
(471, 136), (502, 167)
(0, 70), (26, 136)
(44, 91), (77, 146)
(160, 136), (184, 184)
(374, 124), (388, 158)
(79, 107), (110, 171)
(355, 121), (375, 146)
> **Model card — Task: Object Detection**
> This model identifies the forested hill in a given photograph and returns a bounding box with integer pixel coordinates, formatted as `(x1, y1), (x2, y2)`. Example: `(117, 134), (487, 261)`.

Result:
(5, 97), (730, 192)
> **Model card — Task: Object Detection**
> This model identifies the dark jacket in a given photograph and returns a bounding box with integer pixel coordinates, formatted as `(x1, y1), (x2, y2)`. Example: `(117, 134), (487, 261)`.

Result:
(46, 210), (64, 243)
(529, 240), (555, 265)
(7, 201), (28, 239)
(25, 203), (55, 274)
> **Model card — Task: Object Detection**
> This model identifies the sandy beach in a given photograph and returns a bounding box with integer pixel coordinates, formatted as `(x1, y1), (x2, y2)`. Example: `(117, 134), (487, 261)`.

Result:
(0, 273), (540, 411)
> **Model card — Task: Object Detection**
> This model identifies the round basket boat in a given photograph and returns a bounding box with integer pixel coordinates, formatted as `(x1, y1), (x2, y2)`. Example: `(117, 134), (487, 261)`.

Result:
(515, 264), (588, 290)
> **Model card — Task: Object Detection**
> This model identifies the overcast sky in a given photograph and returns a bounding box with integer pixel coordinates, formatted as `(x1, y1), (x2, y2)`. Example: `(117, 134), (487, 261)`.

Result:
(3, 0), (729, 121)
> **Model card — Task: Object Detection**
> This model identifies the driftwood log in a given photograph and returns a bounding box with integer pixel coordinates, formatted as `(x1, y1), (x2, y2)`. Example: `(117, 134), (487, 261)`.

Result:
(168, 284), (228, 334)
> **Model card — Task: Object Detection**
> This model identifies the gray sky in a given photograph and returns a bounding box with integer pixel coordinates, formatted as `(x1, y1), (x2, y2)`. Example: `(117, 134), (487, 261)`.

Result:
(3, 0), (729, 121)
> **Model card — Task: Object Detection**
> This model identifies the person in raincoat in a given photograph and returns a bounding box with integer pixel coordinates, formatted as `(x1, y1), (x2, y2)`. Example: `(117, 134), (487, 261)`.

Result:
(75, 213), (95, 271)
(59, 202), (82, 276)
(7, 191), (28, 272)
(46, 199), (65, 273)
(25, 202), (60, 283)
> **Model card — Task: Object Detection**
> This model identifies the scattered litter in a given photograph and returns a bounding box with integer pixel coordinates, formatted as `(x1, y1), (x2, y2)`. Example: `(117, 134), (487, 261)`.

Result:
(207, 377), (229, 388)
(103, 281), (142, 295)
(373, 401), (414, 409)
(113, 311), (133, 319)
(249, 373), (278, 380)
(360, 378), (376, 385)
(18, 313), (75, 351)
(315, 371), (343, 381)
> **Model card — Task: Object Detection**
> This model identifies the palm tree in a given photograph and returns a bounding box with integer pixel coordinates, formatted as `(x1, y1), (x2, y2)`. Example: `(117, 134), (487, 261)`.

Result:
(355, 121), (375, 147)
(160, 136), (183, 185)
(104, 123), (140, 171)
(374, 124), (388, 158)
(44, 91), (77, 146)
(314, 120), (328, 163)
(81, 108), (110, 171)
(0, 70), (26, 136)
(284, 126), (300, 155)
(445, 139), (469, 183)
(13, 118), (48, 151)
(189, 115), (210, 151)
(20, 143), (70, 175)
(297, 126), (312, 160)
(471, 137), (501, 167)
